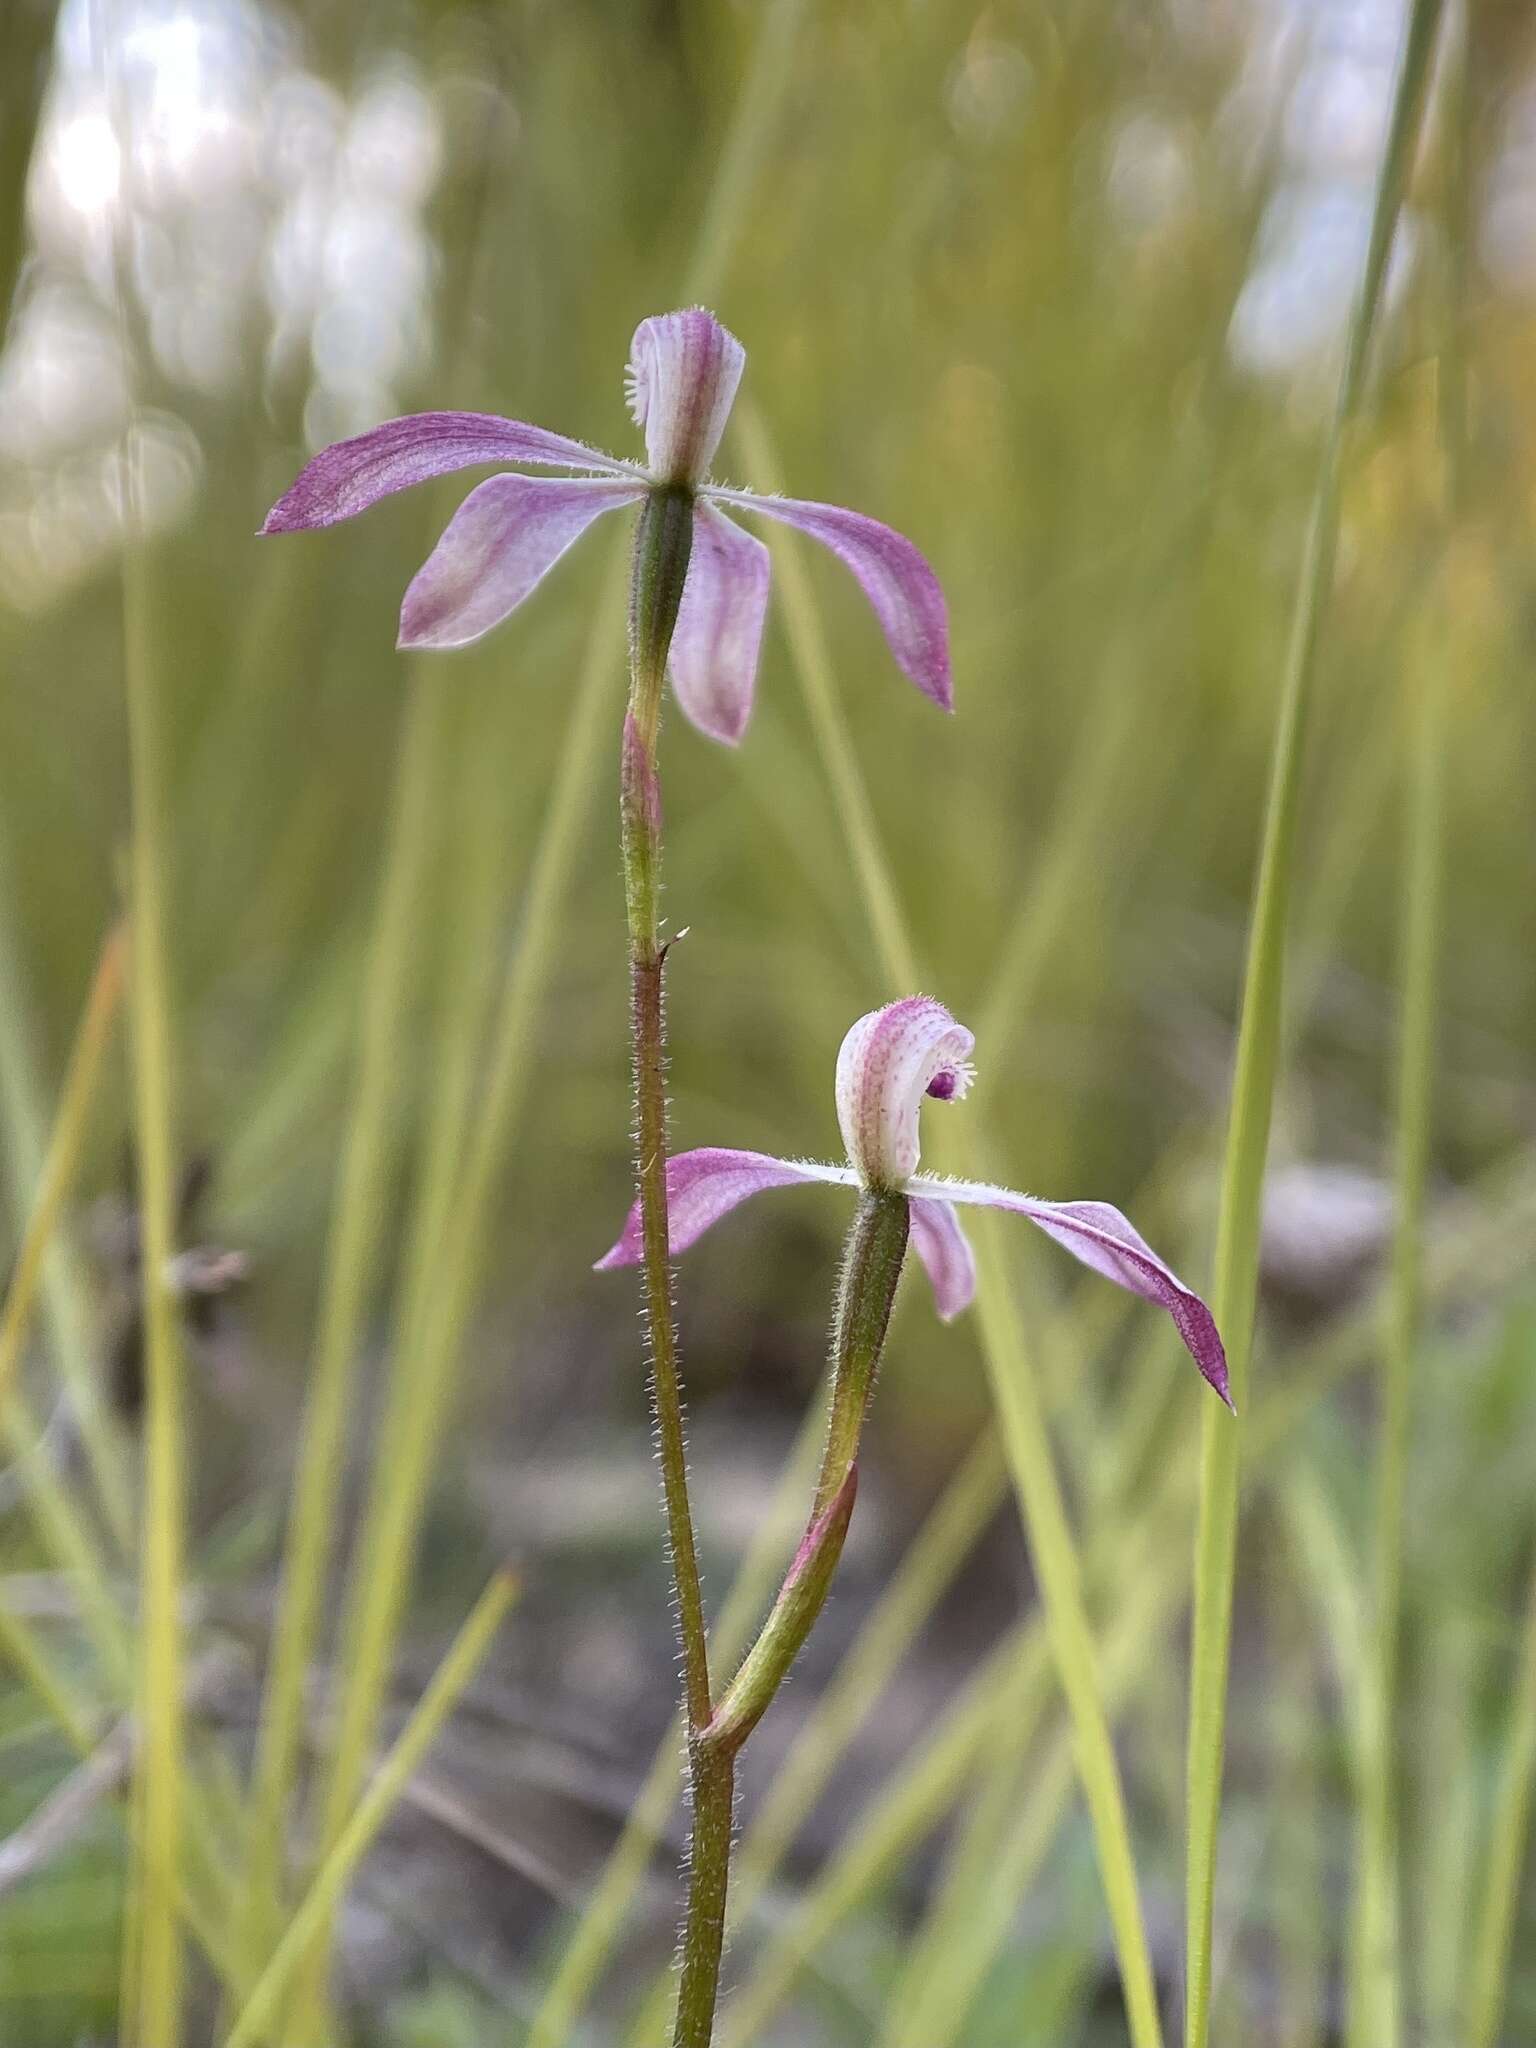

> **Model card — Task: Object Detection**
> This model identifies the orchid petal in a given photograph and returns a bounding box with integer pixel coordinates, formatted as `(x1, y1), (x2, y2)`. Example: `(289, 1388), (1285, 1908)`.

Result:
(596, 1149), (855, 1270)
(261, 412), (641, 533)
(835, 998), (975, 1191)
(668, 503), (772, 745)
(397, 474), (645, 650)
(908, 1198), (977, 1322)
(626, 309), (745, 486)
(712, 489), (951, 711)
(911, 1175), (1231, 1405)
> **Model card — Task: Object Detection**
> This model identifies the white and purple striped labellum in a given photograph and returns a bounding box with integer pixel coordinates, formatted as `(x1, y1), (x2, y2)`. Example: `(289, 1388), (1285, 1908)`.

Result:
(599, 997), (1232, 1408)
(835, 994), (976, 1190)
(261, 308), (951, 746)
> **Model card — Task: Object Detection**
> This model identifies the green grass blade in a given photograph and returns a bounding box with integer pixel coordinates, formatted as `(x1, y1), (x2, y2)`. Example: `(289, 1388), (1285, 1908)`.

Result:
(718, 1627), (1040, 2048)
(0, 927), (124, 1417)
(236, 676), (455, 1990)
(0, 925), (136, 1698)
(115, 334), (189, 2048)
(0, 899), (132, 1547)
(122, 572), (188, 2048)
(969, 1212), (1165, 2045)
(222, 1570), (517, 2048)
(0, 1602), (248, 1992)
(1465, 1555), (1536, 2048)
(1348, 594), (1450, 2048)
(1351, 23), (1469, 2032)
(883, 1528), (1190, 2048)
(282, 558), (626, 2038)
(1182, 6), (1446, 2040)
(95, 10), (192, 2028)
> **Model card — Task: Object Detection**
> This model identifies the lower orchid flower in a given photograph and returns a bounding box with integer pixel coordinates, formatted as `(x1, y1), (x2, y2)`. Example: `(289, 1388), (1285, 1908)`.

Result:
(600, 994), (1231, 1407)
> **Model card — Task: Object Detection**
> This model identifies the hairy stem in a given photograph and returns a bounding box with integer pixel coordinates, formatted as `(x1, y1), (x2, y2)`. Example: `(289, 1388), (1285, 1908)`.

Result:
(624, 486), (707, 1731)
(706, 1190), (908, 1759)
(813, 1190), (910, 1518)
(622, 486), (730, 2045)
(672, 1746), (736, 2048)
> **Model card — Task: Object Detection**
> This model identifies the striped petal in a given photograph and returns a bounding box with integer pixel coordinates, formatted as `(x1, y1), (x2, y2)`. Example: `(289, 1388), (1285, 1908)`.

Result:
(261, 411), (640, 532)
(712, 489), (952, 711)
(912, 1175), (1231, 1405)
(835, 997), (975, 1192)
(398, 474), (645, 649)
(595, 1149), (855, 1270)
(669, 502), (771, 745)
(908, 1198), (977, 1322)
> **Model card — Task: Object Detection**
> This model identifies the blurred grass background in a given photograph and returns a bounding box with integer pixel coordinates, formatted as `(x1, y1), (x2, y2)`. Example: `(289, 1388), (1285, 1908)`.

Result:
(1, 0), (1535, 2042)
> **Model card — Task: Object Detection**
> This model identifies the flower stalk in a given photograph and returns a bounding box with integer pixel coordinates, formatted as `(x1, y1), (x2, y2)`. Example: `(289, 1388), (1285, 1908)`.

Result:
(706, 1188), (908, 1759)
(619, 481), (732, 2048)
(621, 495), (918, 2047)
(620, 484), (710, 1751)
(682, 1193), (907, 2040)
(813, 1189), (911, 1518)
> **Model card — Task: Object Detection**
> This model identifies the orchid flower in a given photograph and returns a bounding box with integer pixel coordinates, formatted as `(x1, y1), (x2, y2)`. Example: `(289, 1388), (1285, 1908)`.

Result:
(600, 995), (1231, 1406)
(261, 308), (951, 746)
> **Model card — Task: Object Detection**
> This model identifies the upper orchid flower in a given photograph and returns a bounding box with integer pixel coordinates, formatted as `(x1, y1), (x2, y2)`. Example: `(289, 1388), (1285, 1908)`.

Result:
(599, 995), (1231, 1406)
(260, 308), (951, 746)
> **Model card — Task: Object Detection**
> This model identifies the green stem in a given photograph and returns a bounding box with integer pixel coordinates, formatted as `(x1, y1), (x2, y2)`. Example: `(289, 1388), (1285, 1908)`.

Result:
(622, 486), (730, 2048)
(706, 1469), (858, 1757)
(623, 484), (708, 1736)
(708, 1192), (907, 1755)
(687, 1189), (908, 2029)
(1182, 4), (1446, 2041)
(813, 1190), (910, 1517)
(672, 1746), (736, 2048)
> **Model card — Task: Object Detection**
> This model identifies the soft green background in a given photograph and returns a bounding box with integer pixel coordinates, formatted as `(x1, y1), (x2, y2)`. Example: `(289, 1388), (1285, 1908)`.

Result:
(1, 0), (1534, 2041)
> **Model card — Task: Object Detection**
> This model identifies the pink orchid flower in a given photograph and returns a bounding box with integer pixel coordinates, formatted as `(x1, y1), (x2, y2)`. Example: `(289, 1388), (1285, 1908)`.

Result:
(599, 996), (1231, 1407)
(261, 308), (951, 746)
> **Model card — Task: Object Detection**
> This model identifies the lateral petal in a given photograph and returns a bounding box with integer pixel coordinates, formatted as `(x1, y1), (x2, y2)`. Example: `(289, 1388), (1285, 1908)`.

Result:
(669, 503), (772, 745)
(398, 474), (645, 649)
(713, 489), (952, 711)
(908, 1198), (977, 1322)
